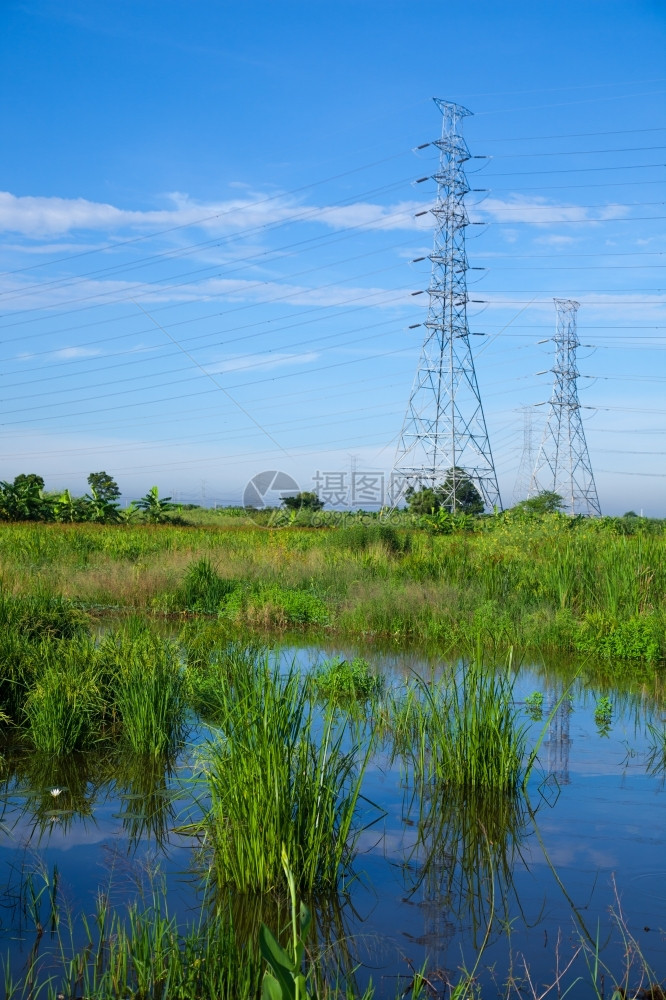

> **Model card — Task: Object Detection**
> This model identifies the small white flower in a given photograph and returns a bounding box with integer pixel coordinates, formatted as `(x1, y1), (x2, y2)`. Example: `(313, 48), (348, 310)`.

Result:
(50, 788), (63, 798)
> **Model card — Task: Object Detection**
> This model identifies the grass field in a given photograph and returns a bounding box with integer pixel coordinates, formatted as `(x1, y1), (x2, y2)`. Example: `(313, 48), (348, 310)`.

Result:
(0, 514), (663, 660)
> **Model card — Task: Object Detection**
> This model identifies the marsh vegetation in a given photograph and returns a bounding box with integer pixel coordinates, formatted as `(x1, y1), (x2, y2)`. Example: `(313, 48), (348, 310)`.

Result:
(0, 519), (664, 998)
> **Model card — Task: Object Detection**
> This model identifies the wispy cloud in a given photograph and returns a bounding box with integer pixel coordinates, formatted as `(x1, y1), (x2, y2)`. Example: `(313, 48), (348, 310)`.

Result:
(210, 351), (319, 374)
(472, 195), (631, 225)
(481, 291), (666, 321)
(0, 189), (427, 239)
(49, 346), (107, 360)
(0, 271), (412, 312)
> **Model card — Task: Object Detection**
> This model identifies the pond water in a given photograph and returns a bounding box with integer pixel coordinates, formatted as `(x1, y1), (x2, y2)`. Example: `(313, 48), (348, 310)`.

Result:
(1, 643), (665, 998)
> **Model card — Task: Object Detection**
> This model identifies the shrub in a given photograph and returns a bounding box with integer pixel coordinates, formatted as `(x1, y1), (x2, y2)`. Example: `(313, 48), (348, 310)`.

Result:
(224, 585), (328, 628)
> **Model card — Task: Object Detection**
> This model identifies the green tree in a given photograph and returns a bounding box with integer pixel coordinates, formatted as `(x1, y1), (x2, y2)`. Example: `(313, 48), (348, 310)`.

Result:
(82, 485), (122, 523)
(13, 473), (45, 491)
(52, 489), (85, 523)
(281, 491), (324, 512)
(404, 486), (441, 515)
(513, 491), (564, 516)
(87, 471), (121, 503)
(438, 468), (485, 515)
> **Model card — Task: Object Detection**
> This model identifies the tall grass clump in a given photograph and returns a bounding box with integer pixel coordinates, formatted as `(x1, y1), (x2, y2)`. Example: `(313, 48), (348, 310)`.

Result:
(2, 883), (262, 1000)
(390, 655), (529, 793)
(23, 640), (101, 754)
(103, 626), (186, 754)
(176, 557), (238, 613)
(201, 660), (371, 894)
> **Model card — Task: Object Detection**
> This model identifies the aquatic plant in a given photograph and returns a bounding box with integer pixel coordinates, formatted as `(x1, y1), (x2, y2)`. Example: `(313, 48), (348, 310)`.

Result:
(200, 661), (371, 894)
(259, 848), (314, 1000)
(23, 643), (101, 754)
(524, 690), (544, 720)
(646, 721), (666, 776)
(184, 638), (266, 720)
(594, 694), (613, 729)
(308, 657), (384, 704)
(104, 627), (186, 755)
(390, 656), (529, 793)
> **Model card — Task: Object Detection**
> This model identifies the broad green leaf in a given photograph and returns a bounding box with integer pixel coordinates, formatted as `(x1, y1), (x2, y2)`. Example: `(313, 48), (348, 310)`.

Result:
(259, 923), (297, 1000)
(262, 973), (284, 1000)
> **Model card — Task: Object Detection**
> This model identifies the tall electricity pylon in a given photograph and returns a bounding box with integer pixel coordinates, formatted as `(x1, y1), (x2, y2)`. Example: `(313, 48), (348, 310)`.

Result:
(530, 298), (601, 515)
(391, 99), (501, 512)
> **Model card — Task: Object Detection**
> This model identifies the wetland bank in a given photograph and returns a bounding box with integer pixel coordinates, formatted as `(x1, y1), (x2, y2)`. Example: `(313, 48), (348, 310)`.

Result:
(0, 514), (664, 998)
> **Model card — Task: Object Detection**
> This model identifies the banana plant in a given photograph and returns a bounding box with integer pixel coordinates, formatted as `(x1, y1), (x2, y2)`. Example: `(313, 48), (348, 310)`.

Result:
(135, 486), (174, 524)
(0, 479), (49, 521)
(82, 486), (121, 523)
(52, 489), (80, 523)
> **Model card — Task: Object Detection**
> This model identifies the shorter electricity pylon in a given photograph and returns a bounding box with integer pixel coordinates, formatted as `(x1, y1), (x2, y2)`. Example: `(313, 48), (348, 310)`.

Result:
(513, 406), (538, 504)
(530, 298), (601, 515)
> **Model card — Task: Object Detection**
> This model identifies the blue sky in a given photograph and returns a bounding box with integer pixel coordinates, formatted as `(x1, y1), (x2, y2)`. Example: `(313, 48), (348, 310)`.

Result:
(0, 0), (664, 514)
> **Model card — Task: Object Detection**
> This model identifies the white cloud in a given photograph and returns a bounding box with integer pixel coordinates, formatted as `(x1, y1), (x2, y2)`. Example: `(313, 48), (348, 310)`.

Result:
(50, 346), (107, 360)
(472, 195), (631, 225)
(0, 270), (413, 312)
(0, 189), (427, 239)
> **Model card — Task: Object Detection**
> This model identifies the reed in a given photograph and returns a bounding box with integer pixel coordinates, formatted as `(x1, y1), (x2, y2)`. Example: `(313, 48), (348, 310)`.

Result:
(22, 640), (101, 754)
(102, 625), (186, 755)
(390, 655), (528, 793)
(201, 659), (371, 894)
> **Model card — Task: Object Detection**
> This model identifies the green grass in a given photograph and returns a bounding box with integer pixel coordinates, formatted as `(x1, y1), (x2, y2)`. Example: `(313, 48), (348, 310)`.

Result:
(103, 625), (186, 755)
(0, 517), (664, 660)
(175, 556), (239, 613)
(389, 655), (529, 793)
(307, 657), (384, 703)
(199, 658), (372, 894)
(23, 653), (101, 754)
(2, 883), (262, 1000)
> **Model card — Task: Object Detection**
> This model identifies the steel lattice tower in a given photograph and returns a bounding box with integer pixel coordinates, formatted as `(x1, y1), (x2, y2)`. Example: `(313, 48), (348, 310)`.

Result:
(530, 298), (601, 515)
(391, 99), (501, 512)
(513, 406), (538, 504)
